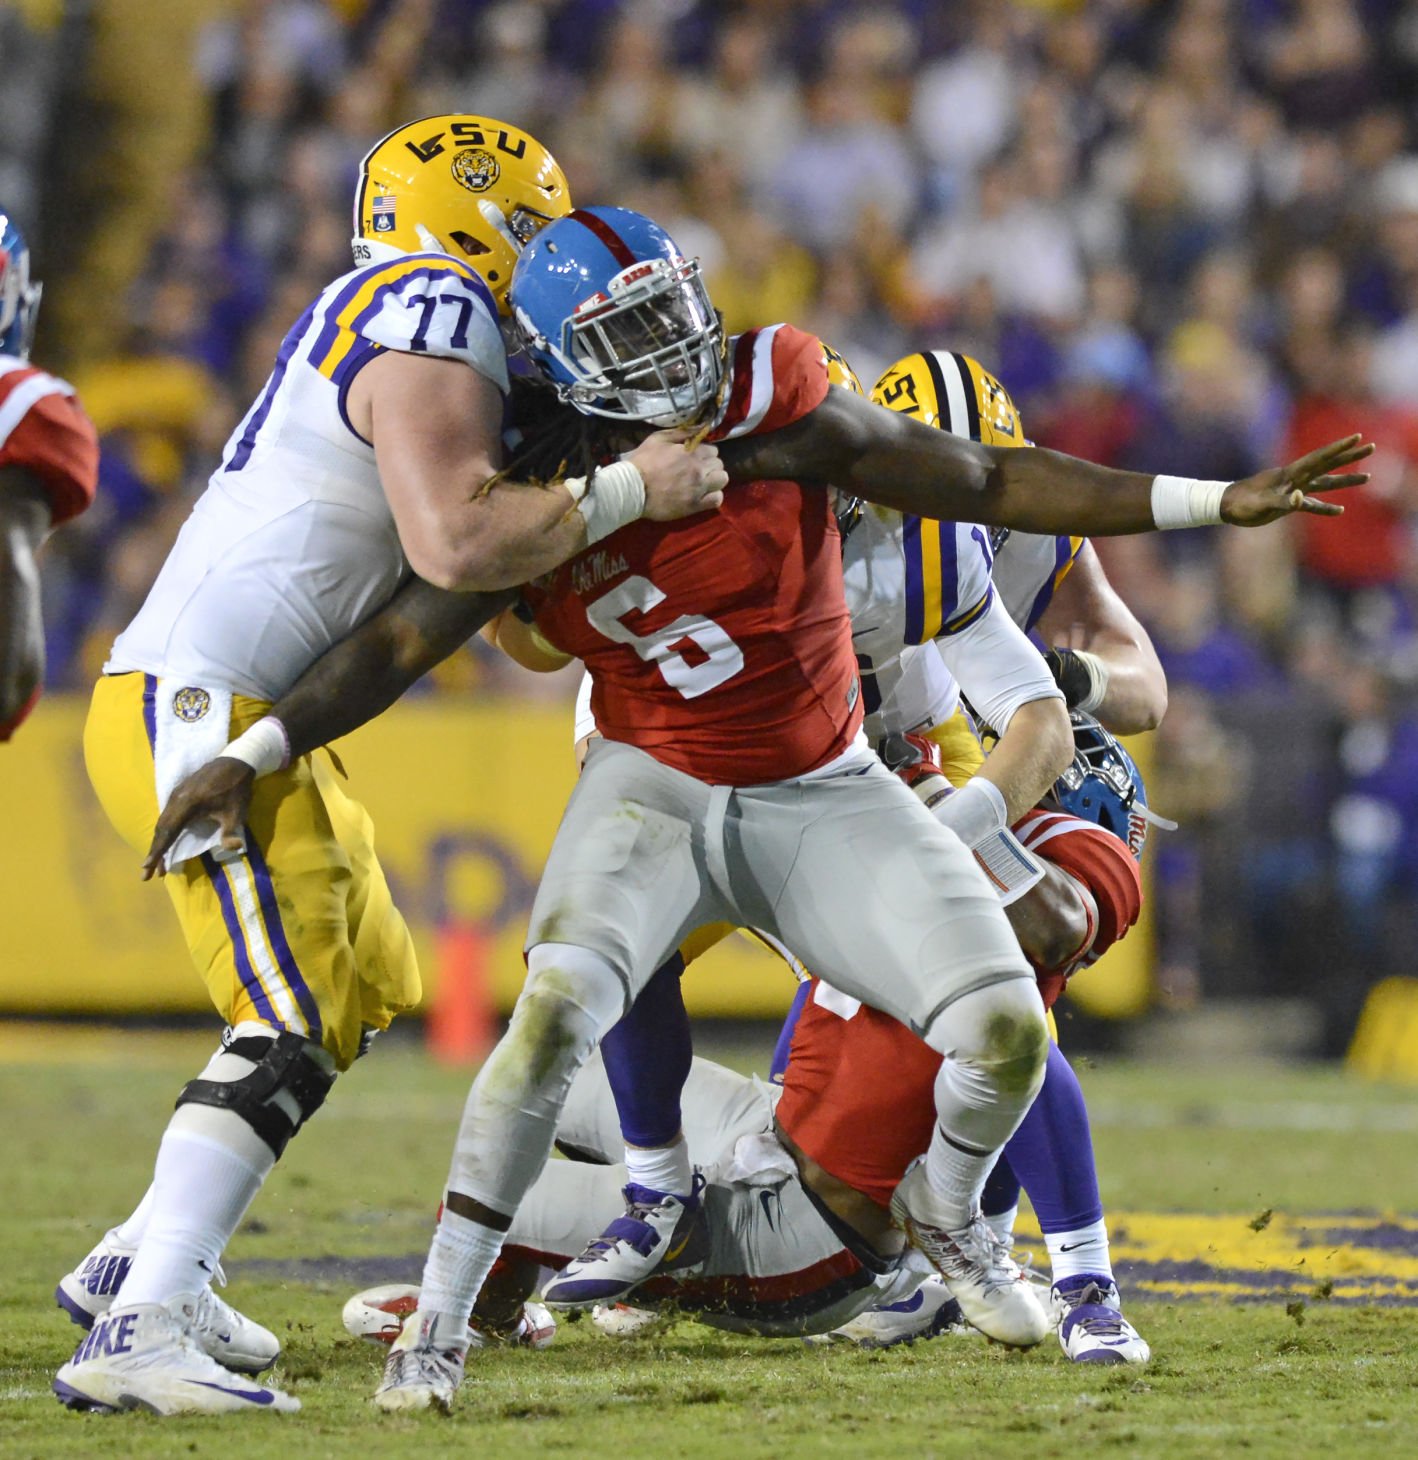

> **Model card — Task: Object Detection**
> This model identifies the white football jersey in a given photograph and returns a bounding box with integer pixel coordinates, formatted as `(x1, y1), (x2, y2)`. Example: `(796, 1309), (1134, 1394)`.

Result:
(108, 252), (506, 700)
(841, 504), (997, 740)
(990, 528), (1085, 634)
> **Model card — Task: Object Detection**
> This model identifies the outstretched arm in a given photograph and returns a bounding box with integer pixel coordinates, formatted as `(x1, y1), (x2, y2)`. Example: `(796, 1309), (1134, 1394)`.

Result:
(718, 388), (1371, 534)
(142, 578), (511, 876)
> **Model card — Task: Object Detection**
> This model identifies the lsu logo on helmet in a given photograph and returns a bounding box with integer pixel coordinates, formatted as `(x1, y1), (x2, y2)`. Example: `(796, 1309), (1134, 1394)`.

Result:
(352, 115), (571, 313)
(871, 350), (1025, 448)
(451, 148), (501, 193)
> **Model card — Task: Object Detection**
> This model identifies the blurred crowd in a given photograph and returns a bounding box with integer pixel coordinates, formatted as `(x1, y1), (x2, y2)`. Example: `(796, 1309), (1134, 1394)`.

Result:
(16, 0), (1418, 1042)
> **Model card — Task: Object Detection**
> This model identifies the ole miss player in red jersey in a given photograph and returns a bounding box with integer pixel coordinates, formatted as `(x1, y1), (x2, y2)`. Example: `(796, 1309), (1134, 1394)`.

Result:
(0, 209), (98, 741)
(145, 205), (1369, 1411)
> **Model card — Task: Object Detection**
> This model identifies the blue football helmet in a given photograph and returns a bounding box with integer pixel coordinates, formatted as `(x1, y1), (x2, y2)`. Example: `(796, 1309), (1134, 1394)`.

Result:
(509, 206), (724, 428)
(0, 209), (41, 359)
(1050, 712), (1170, 860)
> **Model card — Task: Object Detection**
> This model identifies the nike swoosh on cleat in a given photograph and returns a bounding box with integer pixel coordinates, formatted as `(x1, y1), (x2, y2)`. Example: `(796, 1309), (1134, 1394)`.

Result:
(186, 1380), (276, 1405)
(664, 1231), (693, 1262)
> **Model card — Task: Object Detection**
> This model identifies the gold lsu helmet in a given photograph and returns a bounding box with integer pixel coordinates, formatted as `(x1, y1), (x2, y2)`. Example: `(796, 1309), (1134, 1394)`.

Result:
(871, 350), (1026, 447)
(353, 115), (571, 314)
(820, 341), (865, 396)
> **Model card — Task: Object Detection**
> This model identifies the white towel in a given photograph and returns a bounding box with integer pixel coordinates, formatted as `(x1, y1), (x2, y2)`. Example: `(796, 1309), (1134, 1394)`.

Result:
(150, 677), (240, 872)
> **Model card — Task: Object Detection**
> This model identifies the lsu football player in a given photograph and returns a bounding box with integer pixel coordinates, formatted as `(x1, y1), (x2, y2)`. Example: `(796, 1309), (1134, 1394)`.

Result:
(54, 119), (726, 1419)
(141, 207), (1367, 1412)
(0, 208), (99, 739)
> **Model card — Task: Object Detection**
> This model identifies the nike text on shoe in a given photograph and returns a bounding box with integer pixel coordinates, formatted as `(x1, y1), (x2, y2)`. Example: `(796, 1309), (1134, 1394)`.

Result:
(56, 1233), (279, 1374)
(889, 1162), (1051, 1349)
(52, 1299), (298, 1415)
(372, 1310), (468, 1414)
(541, 1172), (709, 1308)
(1053, 1275), (1151, 1365)
(806, 1274), (970, 1349)
(344, 1284), (556, 1350)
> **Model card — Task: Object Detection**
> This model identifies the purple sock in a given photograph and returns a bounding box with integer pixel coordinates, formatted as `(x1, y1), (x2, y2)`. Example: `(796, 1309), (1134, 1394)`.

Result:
(600, 953), (691, 1148)
(768, 981), (813, 1085)
(995, 1041), (1103, 1233)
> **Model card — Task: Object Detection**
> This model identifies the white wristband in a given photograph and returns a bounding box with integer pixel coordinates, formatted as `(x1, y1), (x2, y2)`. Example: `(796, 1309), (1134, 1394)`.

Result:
(1072, 649), (1111, 715)
(931, 776), (1008, 849)
(221, 716), (290, 777)
(575, 459), (647, 545)
(1151, 475), (1229, 530)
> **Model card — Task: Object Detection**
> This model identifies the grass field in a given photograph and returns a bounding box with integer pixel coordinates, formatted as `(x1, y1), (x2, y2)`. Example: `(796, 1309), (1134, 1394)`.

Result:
(4, 1023), (1417, 1459)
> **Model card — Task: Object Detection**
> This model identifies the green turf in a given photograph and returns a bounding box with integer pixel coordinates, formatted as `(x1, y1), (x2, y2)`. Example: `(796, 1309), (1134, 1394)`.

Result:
(4, 1028), (1417, 1458)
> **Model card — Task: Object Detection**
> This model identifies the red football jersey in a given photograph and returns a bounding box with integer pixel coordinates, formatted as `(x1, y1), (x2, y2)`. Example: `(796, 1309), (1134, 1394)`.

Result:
(0, 357), (99, 527)
(775, 812), (1143, 1211)
(523, 324), (863, 785)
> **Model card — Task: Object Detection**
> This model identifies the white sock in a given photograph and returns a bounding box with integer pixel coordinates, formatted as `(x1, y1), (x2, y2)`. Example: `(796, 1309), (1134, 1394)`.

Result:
(111, 1184), (156, 1248)
(623, 1136), (691, 1197)
(418, 1209), (507, 1328)
(1047, 1219), (1112, 1285)
(984, 1205), (1018, 1243)
(922, 1127), (991, 1231)
(117, 1114), (272, 1309)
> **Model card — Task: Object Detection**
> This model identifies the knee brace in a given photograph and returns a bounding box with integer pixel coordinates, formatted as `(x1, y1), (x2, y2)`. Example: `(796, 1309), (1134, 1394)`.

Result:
(176, 1029), (335, 1158)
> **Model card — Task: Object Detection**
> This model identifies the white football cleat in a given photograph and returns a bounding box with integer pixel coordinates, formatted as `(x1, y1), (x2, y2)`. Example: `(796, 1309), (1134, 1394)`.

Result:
(806, 1275), (970, 1349)
(1052, 1275), (1151, 1365)
(541, 1174), (708, 1308)
(56, 1231), (279, 1374)
(344, 1283), (556, 1350)
(890, 1163), (1051, 1349)
(52, 1298), (298, 1415)
(589, 1302), (668, 1339)
(372, 1310), (467, 1414)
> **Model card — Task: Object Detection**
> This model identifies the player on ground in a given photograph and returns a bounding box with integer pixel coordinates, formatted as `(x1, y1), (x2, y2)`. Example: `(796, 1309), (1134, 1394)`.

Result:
(0, 208), (99, 740)
(144, 206), (1366, 1411)
(341, 723), (1149, 1357)
(52, 121), (726, 1419)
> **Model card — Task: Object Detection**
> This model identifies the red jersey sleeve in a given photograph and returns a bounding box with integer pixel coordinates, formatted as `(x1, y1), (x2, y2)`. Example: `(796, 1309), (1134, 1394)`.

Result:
(1016, 810), (1143, 958)
(710, 324), (830, 442)
(0, 371), (99, 526)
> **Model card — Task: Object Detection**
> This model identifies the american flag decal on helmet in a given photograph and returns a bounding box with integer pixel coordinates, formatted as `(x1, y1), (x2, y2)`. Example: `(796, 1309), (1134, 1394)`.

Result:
(371, 193), (396, 232)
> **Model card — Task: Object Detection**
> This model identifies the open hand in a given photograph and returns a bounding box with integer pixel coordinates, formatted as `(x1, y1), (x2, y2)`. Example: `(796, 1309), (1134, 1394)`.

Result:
(1221, 434), (1373, 527)
(141, 756), (255, 880)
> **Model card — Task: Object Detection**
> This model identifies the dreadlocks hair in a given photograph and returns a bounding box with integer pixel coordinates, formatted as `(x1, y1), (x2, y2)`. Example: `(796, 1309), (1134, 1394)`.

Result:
(496, 372), (629, 491)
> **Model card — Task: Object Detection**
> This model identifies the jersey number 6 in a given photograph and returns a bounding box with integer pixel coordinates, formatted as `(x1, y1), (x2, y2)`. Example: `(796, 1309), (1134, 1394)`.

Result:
(585, 575), (745, 700)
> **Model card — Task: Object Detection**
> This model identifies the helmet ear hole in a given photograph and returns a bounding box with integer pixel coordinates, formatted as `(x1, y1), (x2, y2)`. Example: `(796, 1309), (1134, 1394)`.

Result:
(449, 230), (489, 258)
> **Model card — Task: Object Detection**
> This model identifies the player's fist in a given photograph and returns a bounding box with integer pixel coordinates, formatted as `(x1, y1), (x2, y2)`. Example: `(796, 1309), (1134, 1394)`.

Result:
(877, 731), (953, 811)
(1221, 434), (1373, 526)
(628, 429), (728, 522)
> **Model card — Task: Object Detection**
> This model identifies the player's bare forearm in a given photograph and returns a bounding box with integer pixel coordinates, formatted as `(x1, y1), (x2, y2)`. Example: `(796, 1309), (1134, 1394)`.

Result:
(0, 471), (51, 722)
(974, 697), (1074, 825)
(275, 579), (513, 758)
(1005, 864), (1095, 973)
(142, 581), (512, 878)
(428, 479), (588, 592)
(1039, 543), (1168, 734)
(720, 390), (1371, 534)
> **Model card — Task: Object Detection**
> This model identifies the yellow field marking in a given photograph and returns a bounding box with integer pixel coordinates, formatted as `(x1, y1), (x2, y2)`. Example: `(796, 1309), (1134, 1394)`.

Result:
(1015, 1210), (1418, 1302)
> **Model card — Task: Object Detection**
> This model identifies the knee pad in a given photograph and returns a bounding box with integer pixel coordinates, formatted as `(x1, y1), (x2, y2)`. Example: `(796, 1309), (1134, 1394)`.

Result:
(926, 978), (1049, 1097)
(176, 1028), (336, 1158)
